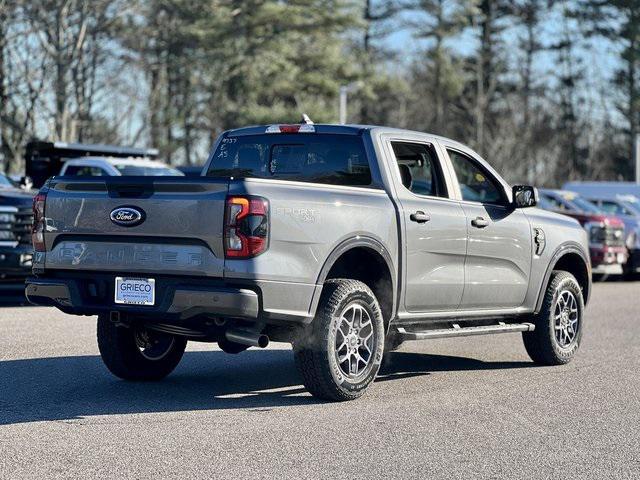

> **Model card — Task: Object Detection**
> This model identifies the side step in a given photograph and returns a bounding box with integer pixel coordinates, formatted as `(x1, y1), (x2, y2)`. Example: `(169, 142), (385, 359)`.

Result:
(395, 322), (535, 340)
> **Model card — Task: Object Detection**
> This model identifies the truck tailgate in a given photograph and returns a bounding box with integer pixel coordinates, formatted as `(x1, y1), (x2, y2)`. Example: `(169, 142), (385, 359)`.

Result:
(43, 177), (228, 277)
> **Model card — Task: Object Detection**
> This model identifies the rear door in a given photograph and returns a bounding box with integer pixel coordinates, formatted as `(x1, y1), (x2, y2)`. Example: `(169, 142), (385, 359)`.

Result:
(43, 177), (228, 277)
(445, 148), (532, 309)
(385, 138), (467, 312)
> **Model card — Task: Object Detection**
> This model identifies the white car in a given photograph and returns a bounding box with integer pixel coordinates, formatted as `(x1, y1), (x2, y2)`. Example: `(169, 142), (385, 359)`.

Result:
(59, 157), (184, 177)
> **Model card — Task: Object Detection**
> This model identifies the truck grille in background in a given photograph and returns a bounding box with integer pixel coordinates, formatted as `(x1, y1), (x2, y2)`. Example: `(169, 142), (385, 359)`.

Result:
(14, 207), (34, 245)
(590, 225), (625, 247)
(605, 226), (625, 247)
(0, 207), (33, 247)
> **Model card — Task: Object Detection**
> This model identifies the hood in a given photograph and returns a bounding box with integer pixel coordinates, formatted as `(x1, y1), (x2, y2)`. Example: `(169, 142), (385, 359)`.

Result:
(560, 210), (624, 228)
(0, 186), (36, 206)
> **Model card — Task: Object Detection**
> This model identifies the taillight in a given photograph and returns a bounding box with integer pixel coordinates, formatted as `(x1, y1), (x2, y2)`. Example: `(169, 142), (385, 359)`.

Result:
(224, 196), (269, 258)
(265, 124), (315, 134)
(32, 191), (47, 252)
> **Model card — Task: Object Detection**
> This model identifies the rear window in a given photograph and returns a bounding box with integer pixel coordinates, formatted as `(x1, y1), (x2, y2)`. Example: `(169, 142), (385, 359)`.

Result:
(114, 165), (184, 176)
(206, 134), (371, 186)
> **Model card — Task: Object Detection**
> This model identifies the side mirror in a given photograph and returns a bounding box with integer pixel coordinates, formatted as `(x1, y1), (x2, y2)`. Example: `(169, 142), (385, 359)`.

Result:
(512, 185), (538, 208)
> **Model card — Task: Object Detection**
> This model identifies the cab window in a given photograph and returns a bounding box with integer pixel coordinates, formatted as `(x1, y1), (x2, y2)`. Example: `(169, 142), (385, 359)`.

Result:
(207, 134), (371, 186)
(447, 150), (504, 204)
(64, 165), (107, 176)
(391, 142), (447, 198)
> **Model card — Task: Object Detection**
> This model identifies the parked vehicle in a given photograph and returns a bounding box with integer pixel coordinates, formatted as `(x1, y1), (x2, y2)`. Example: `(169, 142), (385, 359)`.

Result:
(563, 182), (640, 276)
(25, 141), (160, 188)
(26, 124), (591, 401)
(59, 157), (183, 177)
(0, 172), (34, 287)
(538, 189), (627, 275)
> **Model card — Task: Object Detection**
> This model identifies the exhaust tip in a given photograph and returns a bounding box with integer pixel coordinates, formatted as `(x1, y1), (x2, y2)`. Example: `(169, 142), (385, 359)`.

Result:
(224, 328), (269, 348)
(257, 334), (269, 349)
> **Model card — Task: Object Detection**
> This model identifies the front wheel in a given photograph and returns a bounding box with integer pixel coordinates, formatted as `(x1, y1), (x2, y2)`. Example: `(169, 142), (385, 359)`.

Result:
(522, 271), (585, 365)
(294, 279), (385, 401)
(97, 314), (187, 381)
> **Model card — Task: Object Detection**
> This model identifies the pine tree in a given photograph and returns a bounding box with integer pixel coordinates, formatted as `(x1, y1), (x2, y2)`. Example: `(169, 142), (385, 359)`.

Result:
(575, 0), (640, 176)
(459, 0), (512, 157)
(511, 0), (555, 182)
(409, 0), (470, 132)
(549, 7), (586, 181)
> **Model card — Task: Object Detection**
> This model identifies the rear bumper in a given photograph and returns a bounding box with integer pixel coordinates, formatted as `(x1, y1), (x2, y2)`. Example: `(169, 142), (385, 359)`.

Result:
(25, 276), (259, 321)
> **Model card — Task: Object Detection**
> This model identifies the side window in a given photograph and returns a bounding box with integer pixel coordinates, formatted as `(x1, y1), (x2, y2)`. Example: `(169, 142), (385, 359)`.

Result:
(64, 165), (105, 176)
(448, 150), (504, 204)
(391, 142), (447, 198)
(600, 201), (623, 215)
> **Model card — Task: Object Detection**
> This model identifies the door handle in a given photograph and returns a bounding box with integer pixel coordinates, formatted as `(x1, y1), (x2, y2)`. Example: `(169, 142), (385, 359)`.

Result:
(471, 216), (489, 228)
(410, 211), (431, 223)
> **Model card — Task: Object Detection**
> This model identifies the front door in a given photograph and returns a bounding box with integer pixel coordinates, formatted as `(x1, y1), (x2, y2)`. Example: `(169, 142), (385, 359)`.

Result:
(389, 141), (467, 312)
(446, 149), (532, 309)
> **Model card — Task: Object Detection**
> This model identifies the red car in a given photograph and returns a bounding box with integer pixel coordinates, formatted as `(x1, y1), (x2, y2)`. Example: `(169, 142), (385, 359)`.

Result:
(539, 189), (626, 275)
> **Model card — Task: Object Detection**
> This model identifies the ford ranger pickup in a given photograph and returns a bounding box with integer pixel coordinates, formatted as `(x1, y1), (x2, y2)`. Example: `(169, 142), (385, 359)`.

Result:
(26, 124), (591, 401)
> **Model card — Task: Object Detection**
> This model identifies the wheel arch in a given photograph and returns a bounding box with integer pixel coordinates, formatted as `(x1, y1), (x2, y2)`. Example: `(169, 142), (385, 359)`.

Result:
(535, 243), (591, 312)
(314, 237), (397, 329)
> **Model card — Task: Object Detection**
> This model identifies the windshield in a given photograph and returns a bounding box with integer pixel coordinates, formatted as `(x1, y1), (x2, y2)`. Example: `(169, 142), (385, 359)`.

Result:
(114, 165), (183, 176)
(537, 194), (556, 210)
(621, 200), (640, 216)
(567, 196), (602, 214)
(0, 173), (15, 188)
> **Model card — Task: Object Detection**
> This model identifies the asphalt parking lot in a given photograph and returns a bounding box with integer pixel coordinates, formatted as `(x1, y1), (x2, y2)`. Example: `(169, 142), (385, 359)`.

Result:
(1, 282), (639, 479)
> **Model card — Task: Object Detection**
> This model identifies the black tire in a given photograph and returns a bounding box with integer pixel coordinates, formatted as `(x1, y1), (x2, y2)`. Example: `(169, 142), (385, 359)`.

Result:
(522, 271), (585, 365)
(97, 314), (187, 381)
(294, 279), (385, 401)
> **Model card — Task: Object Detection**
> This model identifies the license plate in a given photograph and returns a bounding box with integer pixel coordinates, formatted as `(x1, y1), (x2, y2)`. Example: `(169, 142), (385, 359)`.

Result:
(114, 277), (155, 305)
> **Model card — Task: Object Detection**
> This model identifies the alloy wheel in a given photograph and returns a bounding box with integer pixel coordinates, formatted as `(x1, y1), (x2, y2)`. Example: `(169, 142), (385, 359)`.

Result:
(334, 303), (375, 378)
(554, 290), (579, 348)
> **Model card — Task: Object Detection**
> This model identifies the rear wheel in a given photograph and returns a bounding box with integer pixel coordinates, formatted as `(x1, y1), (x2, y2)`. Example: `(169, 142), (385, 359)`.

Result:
(522, 271), (584, 365)
(294, 279), (385, 401)
(97, 314), (187, 380)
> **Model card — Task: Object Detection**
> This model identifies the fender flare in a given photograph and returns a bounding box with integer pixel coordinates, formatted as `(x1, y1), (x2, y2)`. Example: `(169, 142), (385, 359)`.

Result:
(535, 242), (591, 312)
(310, 236), (398, 322)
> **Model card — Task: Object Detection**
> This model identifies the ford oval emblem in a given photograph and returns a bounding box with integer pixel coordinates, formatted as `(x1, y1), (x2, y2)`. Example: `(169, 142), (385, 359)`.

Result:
(110, 206), (145, 227)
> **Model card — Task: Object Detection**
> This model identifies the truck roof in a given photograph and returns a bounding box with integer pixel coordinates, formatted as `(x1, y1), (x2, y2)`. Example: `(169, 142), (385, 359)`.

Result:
(26, 141), (158, 158)
(225, 124), (469, 149)
(64, 156), (171, 168)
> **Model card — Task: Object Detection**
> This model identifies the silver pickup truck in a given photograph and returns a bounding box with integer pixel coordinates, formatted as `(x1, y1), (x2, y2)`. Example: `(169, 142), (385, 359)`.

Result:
(26, 124), (591, 401)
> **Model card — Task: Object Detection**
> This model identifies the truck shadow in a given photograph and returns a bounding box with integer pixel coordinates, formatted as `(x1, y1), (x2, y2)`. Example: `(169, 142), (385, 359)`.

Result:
(0, 349), (533, 425)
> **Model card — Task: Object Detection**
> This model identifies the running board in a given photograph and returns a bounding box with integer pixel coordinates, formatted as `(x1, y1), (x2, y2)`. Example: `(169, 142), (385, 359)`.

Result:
(395, 322), (535, 340)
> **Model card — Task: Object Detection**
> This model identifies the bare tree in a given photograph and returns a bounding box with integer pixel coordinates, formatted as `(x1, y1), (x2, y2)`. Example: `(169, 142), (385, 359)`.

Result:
(0, 1), (48, 173)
